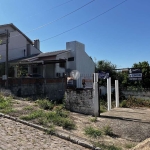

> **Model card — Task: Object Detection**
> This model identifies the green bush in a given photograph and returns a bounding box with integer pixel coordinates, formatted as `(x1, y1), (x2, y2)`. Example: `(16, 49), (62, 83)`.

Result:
(120, 100), (128, 108)
(36, 99), (54, 110)
(84, 126), (102, 138)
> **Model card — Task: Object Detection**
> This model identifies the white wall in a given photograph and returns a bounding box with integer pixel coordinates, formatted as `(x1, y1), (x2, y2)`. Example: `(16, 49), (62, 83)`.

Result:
(0, 30), (27, 62)
(66, 41), (95, 88)
(0, 26), (41, 63)
(29, 44), (41, 55)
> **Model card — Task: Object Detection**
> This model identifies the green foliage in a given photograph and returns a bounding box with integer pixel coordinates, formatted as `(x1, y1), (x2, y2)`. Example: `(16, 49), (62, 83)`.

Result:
(45, 125), (55, 135)
(0, 95), (14, 114)
(36, 99), (54, 110)
(90, 117), (97, 122)
(120, 97), (150, 108)
(125, 143), (135, 149)
(102, 125), (113, 136)
(84, 126), (102, 138)
(96, 60), (117, 85)
(45, 111), (75, 130)
(93, 142), (122, 150)
(120, 100), (128, 108)
(23, 105), (34, 110)
(20, 110), (44, 120)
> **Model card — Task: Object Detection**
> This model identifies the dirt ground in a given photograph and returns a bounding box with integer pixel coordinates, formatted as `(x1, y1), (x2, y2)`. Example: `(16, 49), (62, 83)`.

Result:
(6, 99), (150, 149)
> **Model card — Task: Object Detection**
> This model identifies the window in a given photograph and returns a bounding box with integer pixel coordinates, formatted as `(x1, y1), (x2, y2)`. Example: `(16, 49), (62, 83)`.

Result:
(68, 57), (74, 61)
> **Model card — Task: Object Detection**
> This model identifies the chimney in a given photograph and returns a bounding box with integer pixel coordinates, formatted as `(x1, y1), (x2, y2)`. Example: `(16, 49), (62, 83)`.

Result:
(33, 39), (40, 50)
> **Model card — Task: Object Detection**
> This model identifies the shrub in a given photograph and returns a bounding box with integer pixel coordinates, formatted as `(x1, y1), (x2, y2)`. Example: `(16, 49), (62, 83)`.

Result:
(36, 99), (54, 110)
(120, 100), (128, 108)
(84, 126), (102, 138)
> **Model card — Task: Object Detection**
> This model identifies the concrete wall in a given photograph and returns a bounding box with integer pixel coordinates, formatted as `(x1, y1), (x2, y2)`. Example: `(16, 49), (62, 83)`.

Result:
(66, 41), (95, 88)
(122, 90), (150, 100)
(0, 78), (66, 100)
(65, 89), (94, 115)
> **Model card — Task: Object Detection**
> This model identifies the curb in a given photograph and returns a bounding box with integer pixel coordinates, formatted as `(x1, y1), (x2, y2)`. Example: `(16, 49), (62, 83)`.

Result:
(0, 113), (98, 150)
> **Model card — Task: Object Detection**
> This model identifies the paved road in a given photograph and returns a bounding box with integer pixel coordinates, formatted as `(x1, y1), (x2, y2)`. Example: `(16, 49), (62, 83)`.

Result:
(0, 117), (89, 150)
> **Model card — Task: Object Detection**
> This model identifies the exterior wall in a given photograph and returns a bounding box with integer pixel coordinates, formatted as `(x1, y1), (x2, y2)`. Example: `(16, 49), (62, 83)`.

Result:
(45, 64), (55, 78)
(0, 31), (27, 62)
(65, 89), (94, 115)
(29, 44), (41, 55)
(55, 52), (70, 77)
(0, 25), (41, 63)
(66, 41), (95, 88)
(0, 78), (66, 100)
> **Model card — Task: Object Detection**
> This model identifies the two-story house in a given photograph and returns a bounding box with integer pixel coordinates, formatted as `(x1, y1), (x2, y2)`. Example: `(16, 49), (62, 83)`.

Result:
(0, 23), (41, 63)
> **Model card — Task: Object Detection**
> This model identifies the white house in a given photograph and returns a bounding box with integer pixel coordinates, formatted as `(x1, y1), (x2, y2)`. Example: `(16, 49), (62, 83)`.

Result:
(11, 41), (95, 88)
(0, 23), (41, 63)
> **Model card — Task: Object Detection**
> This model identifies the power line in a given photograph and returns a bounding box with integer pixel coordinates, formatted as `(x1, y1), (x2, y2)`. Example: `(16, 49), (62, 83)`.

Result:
(11, 0), (74, 23)
(41, 0), (128, 42)
(0, 0), (127, 56)
(9, 0), (96, 39)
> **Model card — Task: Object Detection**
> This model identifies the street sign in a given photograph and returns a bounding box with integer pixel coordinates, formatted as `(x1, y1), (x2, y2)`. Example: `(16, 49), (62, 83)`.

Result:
(129, 77), (142, 81)
(128, 69), (142, 80)
(99, 71), (109, 79)
(128, 73), (142, 78)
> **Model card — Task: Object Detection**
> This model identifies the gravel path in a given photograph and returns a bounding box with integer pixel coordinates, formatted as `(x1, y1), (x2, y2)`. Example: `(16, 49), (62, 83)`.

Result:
(0, 117), (89, 150)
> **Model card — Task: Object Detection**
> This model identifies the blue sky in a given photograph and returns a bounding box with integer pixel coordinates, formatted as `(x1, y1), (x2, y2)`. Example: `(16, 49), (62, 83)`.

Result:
(0, 0), (150, 68)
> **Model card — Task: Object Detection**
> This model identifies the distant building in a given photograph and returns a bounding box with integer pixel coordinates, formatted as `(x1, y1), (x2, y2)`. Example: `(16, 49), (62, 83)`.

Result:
(0, 23), (41, 63)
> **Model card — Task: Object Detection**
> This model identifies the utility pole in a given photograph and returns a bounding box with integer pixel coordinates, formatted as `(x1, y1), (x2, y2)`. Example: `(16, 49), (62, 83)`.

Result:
(5, 29), (9, 88)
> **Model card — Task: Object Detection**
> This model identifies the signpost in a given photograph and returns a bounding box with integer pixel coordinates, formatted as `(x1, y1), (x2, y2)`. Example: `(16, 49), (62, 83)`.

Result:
(98, 71), (109, 79)
(128, 68), (142, 81)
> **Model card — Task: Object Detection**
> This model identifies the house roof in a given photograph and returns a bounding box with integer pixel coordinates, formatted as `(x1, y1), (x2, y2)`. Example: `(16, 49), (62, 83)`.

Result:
(10, 50), (70, 64)
(0, 23), (33, 44)
(38, 50), (70, 58)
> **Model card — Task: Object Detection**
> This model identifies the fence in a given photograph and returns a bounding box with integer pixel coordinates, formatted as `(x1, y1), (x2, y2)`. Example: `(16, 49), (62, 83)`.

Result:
(0, 77), (66, 100)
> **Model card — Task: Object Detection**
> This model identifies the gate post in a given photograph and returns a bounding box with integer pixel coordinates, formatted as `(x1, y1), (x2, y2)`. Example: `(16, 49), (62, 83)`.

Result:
(115, 80), (119, 107)
(107, 77), (111, 111)
(93, 73), (100, 117)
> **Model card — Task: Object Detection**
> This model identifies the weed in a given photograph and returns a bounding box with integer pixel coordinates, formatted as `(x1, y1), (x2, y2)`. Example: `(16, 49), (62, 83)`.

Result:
(23, 106), (34, 110)
(84, 126), (102, 138)
(93, 142), (122, 150)
(36, 99), (54, 110)
(45, 125), (55, 135)
(20, 110), (44, 120)
(45, 111), (75, 130)
(125, 143), (135, 149)
(90, 117), (97, 122)
(103, 125), (113, 136)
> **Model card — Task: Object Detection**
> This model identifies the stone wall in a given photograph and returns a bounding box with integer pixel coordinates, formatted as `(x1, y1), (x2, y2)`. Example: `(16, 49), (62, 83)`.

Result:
(65, 89), (94, 115)
(0, 78), (66, 100)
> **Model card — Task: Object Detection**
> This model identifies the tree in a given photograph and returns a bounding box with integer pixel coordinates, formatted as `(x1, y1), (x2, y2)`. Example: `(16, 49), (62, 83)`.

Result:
(132, 61), (150, 88)
(96, 60), (117, 85)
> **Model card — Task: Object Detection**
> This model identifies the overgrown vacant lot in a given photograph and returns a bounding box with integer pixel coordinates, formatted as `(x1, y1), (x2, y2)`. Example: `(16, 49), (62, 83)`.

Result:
(0, 94), (150, 150)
